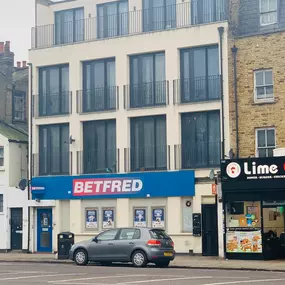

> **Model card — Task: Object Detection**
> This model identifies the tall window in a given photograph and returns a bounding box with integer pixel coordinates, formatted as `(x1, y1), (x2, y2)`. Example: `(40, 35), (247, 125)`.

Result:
(181, 46), (220, 103)
(13, 90), (26, 121)
(130, 115), (167, 171)
(97, 1), (128, 39)
(143, 0), (176, 32)
(39, 65), (69, 116)
(256, 128), (276, 157)
(181, 111), (220, 168)
(192, 0), (226, 24)
(55, 8), (84, 44)
(83, 120), (116, 173)
(0, 147), (4, 167)
(0, 195), (3, 212)
(130, 52), (166, 108)
(83, 58), (116, 112)
(254, 69), (274, 102)
(260, 0), (277, 26)
(39, 124), (70, 175)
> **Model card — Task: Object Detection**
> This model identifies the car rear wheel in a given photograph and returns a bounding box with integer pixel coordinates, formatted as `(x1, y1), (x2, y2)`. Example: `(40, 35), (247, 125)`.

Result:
(132, 250), (147, 268)
(155, 261), (170, 268)
(74, 249), (88, 266)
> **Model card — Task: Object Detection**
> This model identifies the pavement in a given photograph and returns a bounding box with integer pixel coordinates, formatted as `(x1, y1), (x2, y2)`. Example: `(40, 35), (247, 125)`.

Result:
(0, 262), (284, 285)
(0, 253), (285, 272)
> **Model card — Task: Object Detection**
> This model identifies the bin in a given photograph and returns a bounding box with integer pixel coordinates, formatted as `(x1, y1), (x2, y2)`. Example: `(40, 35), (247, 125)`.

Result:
(57, 232), (74, 260)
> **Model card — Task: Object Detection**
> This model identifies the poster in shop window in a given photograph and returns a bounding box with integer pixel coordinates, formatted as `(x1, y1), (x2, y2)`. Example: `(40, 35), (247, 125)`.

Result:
(152, 208), (165, 228)
(134, 209), (146, 227)
(86, 209), (98, 229)
(103, 209), (114, 229)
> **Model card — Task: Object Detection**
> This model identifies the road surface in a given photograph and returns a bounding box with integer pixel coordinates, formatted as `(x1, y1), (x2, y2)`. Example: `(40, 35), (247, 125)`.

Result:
(0, 262), (283, 284)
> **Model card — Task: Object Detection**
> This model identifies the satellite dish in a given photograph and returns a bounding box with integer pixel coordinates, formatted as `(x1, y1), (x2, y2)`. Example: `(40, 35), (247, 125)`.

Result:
(18, 179), (27, 191)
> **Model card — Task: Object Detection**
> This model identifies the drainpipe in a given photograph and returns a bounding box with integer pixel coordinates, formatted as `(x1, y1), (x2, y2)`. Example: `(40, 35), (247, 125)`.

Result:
(218, 27), (225, 159)
(231, 45), (239, 158)
(27, 63), (33, 253)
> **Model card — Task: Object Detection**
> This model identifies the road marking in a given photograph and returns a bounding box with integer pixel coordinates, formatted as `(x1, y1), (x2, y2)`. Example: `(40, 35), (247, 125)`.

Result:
(201, 278), (285, 285)
(0, 273), (85, 281)
(49, 274), (147, 284)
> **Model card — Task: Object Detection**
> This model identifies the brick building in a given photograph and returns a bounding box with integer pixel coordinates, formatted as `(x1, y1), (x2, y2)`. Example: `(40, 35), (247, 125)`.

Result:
(228, 0), (285, 158)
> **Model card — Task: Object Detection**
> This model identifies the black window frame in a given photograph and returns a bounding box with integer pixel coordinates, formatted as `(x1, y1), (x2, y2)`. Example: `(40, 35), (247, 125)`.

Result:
(130, 115), (167, 171)
(97, 0), (129, 39)
(181, 111), (221, 169)
(82, 58), (116, 112)
(39, 124), (70, 176)
(54, 7), (85, 45)
(12, 88), (26, 122)
(38, 64), (70, 117)
(83, 119), (117, 174)
(180, 45), (220, 103)
(0, 194), (3, 212)
(142, 0), (177, 32)
(130, 52), (166, 108)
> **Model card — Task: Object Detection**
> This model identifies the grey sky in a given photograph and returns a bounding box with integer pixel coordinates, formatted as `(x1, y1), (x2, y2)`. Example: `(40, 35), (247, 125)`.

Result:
(0, 0), (34, 62)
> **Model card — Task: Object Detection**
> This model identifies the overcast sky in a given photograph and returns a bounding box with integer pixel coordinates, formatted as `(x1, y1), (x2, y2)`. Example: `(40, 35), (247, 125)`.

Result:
(0, 0), (34, 62)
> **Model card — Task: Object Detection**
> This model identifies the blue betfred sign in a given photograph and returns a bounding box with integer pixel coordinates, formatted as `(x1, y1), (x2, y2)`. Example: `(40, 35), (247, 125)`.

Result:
(31, 170), (195, 200)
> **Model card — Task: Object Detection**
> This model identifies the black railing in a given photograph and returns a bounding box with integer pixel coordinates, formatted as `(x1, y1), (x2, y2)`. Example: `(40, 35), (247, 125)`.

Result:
(174, 75), (221, 104)
(77, 149), (119, 174)
(33, 92), (72, 117)
(124, 146), (169, 172)
(175, 141), (221, 169)
(77, 87), (118, 113)
(33, 150), (71, 176)
(31, 1), (227, 49)
(124, 81), (169, 109)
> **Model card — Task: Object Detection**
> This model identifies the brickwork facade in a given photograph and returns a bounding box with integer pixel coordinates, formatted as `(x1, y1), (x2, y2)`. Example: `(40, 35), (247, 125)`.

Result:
(228, 31), (285, 158)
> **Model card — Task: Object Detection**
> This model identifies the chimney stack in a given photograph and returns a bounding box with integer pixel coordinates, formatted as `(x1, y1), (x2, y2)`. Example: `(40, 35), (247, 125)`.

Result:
(4, 41), (10, 53)
(17, 61), (21, 68)
(0, 42), (4, 53)
(22, 61), (27, 68)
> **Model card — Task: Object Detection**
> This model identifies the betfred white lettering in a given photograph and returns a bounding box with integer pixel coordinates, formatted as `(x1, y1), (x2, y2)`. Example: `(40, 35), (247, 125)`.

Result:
(244, 162), (278, 175)
(73, 178), (143, 196)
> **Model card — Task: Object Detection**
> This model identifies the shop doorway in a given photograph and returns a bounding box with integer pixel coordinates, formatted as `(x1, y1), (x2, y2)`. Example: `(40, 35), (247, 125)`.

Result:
(37, 208), (53, 252)
(11, 208), (23, 250)
(202, 204), (218, 256)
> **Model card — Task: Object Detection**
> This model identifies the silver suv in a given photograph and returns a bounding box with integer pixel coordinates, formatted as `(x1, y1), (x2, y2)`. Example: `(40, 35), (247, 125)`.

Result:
(69, 227), (175, 267)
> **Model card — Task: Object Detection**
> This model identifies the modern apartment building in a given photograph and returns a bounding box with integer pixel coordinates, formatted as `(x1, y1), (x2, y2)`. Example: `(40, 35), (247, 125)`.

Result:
(223, 0), (285, 260)
(29, 0), (230, 256)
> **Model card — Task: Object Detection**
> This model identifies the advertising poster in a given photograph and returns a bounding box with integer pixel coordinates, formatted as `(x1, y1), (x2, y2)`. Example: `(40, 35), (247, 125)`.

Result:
(86, 209), (98, 229)
(103, 209), (114, 229)
(134, 209), (146, 227)
(226, 230), (262, 253)
(152, 208), (165, 228)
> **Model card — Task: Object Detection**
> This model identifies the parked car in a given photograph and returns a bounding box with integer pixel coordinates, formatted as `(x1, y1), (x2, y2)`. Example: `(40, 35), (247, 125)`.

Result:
(69, 227), (175, 267)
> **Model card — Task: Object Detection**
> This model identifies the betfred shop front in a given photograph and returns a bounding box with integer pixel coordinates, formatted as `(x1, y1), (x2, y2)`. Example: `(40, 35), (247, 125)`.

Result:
(221, 157), (285, 260)
(30, 170), (216, 254)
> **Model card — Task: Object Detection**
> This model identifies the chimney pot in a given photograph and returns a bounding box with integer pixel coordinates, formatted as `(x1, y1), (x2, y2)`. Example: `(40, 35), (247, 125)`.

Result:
(17, 61), (21, 68)
(22, 61), (27, 68)
(0, 42), (4, 53)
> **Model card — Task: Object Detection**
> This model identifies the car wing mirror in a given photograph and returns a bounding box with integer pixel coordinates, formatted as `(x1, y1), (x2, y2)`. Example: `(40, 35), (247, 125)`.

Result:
(93, 236), (98, 243)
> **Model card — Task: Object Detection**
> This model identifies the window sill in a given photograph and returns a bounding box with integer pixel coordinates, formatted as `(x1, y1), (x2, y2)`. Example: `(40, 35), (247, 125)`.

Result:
(0, 167), (5, 172)
(252, 99), (277, 106)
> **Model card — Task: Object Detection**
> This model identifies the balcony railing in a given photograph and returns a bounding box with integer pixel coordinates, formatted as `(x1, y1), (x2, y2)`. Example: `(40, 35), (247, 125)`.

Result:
(76, 87), (118, 114)
(124, 145), (170, 172)
(77, 149), (119, 174)
(33, 92), (72, 117)
(124, 81), (169, 109)
(175, 141), (221, 169)
(173, 75), (221, 104)
(33, 150), (72, 176)
(31, 1), (227, 49)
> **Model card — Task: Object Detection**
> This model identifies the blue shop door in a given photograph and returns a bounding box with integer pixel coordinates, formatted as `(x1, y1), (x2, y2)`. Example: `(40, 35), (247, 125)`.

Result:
(37, 208), (53, 252)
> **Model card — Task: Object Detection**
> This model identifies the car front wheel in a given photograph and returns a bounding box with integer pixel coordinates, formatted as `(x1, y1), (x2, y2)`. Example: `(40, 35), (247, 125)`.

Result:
(74, 249), (88, 266)
(156, 261), (170, 268)
(132, 250), (147, 268)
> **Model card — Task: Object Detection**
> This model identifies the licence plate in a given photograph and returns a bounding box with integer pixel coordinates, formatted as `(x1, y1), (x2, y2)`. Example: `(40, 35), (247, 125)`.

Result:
(164, 252), (173, 257)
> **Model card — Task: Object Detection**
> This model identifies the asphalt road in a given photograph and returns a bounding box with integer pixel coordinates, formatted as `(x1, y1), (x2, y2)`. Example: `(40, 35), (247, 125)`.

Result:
(0, 262), (284, 285)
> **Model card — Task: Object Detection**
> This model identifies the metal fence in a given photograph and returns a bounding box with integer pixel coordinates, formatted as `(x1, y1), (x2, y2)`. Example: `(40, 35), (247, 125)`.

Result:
(76, 87), (119, 114)
(31, 1), (227, 49)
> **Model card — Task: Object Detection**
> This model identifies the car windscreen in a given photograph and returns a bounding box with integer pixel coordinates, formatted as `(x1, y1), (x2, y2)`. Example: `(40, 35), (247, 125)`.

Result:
(149, 229), (170, 239)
